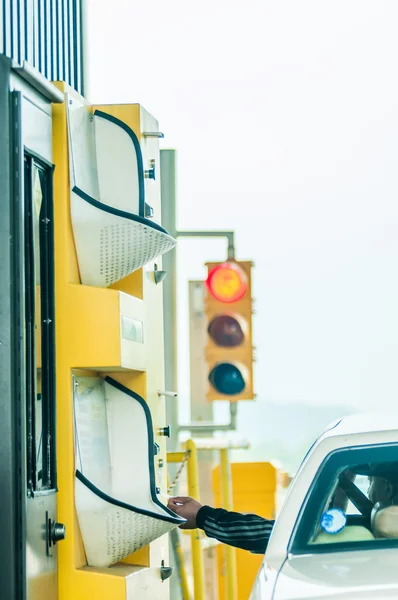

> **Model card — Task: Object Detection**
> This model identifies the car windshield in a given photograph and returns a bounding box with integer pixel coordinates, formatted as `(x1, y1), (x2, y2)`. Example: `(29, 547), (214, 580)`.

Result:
(292, 444), (398, 552)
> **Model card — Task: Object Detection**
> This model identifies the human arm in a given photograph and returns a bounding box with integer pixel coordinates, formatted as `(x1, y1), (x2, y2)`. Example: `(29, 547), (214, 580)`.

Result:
(168, 496), (274, 554)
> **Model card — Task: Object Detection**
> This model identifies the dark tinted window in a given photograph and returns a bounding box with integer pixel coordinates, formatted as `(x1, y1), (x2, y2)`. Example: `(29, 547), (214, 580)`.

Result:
(24, 155), (56, 493)
(292, 444), (398, 553)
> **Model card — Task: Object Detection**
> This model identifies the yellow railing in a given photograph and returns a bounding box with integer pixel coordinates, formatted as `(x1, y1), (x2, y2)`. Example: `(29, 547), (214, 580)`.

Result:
(219, 448), (238, 600)
(169, 528), (191, 600)
(167, 451), (192, 600)
(184, 439), (205, 600)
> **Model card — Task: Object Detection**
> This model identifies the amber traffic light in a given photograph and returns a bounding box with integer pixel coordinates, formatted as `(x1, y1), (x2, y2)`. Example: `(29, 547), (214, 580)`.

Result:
(205, 260), (254, 401)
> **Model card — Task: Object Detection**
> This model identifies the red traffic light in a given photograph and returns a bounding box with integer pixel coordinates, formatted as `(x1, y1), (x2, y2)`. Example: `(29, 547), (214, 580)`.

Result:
(206, 262), (247, 303)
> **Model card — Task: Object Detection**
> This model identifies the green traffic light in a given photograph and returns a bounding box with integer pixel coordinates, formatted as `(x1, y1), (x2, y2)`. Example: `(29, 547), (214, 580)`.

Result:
(208, 363), (245, 395)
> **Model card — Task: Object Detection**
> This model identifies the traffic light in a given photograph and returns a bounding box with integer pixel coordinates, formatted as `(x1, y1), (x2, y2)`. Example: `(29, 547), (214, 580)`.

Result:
(205, 260), (254, 401)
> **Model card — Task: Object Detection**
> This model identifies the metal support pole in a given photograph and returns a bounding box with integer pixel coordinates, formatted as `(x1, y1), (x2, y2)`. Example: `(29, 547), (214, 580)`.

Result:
(179, 402), (238, 432)
(192, 440), (250, 451)
(160, 151), (181, 600)
(220, 449), (238, 600)
(185, 439), (205, 600)
(160, 150), (179, 453)
(177, 230), (235, 259)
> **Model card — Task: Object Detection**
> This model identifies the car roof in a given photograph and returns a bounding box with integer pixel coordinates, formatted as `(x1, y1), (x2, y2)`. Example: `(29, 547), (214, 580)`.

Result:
(324, 412), (398, 437)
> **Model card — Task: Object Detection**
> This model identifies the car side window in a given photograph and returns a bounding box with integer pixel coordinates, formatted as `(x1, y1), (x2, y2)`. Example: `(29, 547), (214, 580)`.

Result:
(291, 445), (398, 553)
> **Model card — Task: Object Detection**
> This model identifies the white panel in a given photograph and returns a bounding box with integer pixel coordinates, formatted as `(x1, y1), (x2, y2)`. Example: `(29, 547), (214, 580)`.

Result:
(73, 377), (112, 493)
(105, 383), (154, 509)
(66, 95), (99, 198)
(73, 377), (184, 568)
(75, 479), (177, 568)
(119, 292), (146, 371)
(70, 189), (176, 287)
(67, 101), (176, 288)
(140, 108), (161, 221)
(95, 114), (142, 215)
(22, 98), (52, 162)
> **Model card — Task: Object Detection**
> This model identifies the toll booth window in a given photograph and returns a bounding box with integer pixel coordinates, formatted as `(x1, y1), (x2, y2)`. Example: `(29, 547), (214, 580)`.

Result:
(292, 445), (398, 553)
(24, 156), (56, 493)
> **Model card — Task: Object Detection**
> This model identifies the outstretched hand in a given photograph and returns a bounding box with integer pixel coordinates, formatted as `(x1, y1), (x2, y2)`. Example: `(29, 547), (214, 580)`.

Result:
(167, 496), (203, 529)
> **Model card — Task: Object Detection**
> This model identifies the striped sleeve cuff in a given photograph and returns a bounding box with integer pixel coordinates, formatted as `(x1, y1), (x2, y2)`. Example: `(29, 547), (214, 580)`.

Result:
(196, 505), (215, 530)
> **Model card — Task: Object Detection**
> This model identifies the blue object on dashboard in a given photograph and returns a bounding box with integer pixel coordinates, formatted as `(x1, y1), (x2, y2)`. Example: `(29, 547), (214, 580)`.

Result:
(320, 508), (347, 534)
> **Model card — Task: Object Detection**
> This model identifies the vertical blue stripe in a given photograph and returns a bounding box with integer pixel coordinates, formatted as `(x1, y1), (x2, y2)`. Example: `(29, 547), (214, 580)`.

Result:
(16, 0), (20, 62)
(72, 0), (78, 91)
(2, 0), (83, 91)
(66, 0), (72, 87)
(75, 0), (82, 94)
(50, 0), (55, 81)
(9, 0), (14, 58)
(67, 0), (74, 89)
(24, 0), (28, 60)
(61, 0), (66, 84)
(43, 0), (48, 78)
(14, 0), (20, 60)
(18, 0), (25, 63)
(46, 0), (52, 80)
(27, 0), (33, 64)
(1, 0), (5, 54)
(54, 0), (59, 80)
(56, 0), (62, 80)
(29, 0), (33, 66)
(37, 0), (41, 71)
(32, 0), (39, 68)
(40, 0), (45, 74)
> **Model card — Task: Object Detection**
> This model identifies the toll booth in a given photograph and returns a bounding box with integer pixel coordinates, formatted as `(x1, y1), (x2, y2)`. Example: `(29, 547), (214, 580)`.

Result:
(53, 87), (180, 598)
(0, 51), (181, 599)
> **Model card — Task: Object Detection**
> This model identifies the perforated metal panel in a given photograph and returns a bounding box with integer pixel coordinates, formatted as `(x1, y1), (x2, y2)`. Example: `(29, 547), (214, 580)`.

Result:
(1, 0), (83, 93)
(73, 377), (184, 568)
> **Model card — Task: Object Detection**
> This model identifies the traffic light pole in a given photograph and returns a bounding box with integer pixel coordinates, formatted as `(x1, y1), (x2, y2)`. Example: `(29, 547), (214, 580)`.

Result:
(178, 403), (237, 432)
(160, 150), (183, 600)
(160, 152), (239, 434)
(175, 231), (241, 431)
(160, 150), (179, 452)
(176, 230), (236, 260)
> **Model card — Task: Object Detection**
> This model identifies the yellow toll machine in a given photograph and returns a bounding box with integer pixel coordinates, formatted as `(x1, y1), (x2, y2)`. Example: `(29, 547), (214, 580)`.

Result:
(52, 85), (181, 599)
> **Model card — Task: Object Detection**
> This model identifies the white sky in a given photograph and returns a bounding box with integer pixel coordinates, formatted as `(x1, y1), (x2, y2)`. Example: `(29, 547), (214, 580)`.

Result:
(85, 0), (398, 419)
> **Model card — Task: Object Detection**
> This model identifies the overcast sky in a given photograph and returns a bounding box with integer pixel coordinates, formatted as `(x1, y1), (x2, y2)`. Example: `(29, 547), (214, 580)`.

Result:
(85, 1), (398, 426)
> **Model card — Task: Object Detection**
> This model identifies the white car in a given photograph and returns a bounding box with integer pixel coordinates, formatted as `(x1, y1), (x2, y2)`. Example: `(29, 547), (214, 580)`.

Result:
(250, 413), (398, 599)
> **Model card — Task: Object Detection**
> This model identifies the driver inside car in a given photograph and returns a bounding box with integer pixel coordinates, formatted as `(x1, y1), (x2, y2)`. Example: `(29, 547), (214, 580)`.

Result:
(312, 463), (398, 544)
(368, 470), (398, 506)
(372, 505), (398, 538)
(312, 477), (375, 545)
(368, 464), (398, 538)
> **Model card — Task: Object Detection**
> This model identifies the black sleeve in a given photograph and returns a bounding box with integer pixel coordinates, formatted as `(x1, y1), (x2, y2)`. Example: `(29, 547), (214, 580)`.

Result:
(196, 505), (274, 554)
